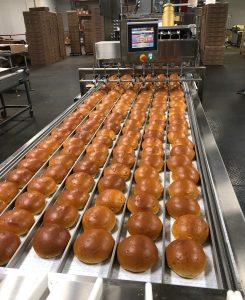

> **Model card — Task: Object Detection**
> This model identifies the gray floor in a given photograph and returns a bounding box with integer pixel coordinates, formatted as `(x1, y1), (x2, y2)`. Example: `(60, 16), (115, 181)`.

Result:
(1, 50), (245, 214)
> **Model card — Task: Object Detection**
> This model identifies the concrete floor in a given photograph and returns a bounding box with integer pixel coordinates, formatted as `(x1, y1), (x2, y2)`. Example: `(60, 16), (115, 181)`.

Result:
(1, 50), (245, 213)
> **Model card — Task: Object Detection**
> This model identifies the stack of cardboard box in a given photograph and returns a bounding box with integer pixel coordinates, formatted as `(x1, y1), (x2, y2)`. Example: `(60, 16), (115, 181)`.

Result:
(67, 11), (81, 55)
(57, 13), (66, 58)
(23, 7), (66, 65)
(200, 3), (228, 65)
(240, 29), (245, 57)
(83, 6), (105, 54)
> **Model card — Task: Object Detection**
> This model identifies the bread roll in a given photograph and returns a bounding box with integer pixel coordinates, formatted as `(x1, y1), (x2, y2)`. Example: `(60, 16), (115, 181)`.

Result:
(73, 159), (100, 176)
(32, 224), (70, 258)
(43, 165), (67, 184)
(167, 154), (192, 171)
(60, 145), (83, 159)
(27, 176), (56, 196)
(95, 189), (125, 213)
(170, 145), (195, 160)
(127, 192), (160, 214)
(168, 179), (199, 200)
(104, 163), (131, 181)
(92, 135), (113, 148)
(117, 235), (158, 272)
(166, 239), (206, 278)
(172, 137), (194, 149)
(74, 228), (114, 263)
(98, 175), (125, 193)
(56, 189), (89, 209)
(0, 181), (19, 203)
(6, 168), (33, 188)
(84, 151), (108, 167)
(82, 206), (116, 232)
(26, 148), (50, 162)
(172, 165), (200, 184)
(166, 195), (200, 218)
(172, 214), (209, 244)
(17, 158), (43, 173)
(0, 208), (35, 235)
(127, 211), (162, 240)
(49, 154), (74, 170)
(0, 201), (6, 213)
(134, 178), (163, 200)
(139, 155), (164, 172)
(134, 165), (159, 183)
(37, 137), (60, 154)
(111, 152), (135, 168)
(65, 172), (94, 193)
(0, 231), (21, 265)
(15, 191), (46, 215)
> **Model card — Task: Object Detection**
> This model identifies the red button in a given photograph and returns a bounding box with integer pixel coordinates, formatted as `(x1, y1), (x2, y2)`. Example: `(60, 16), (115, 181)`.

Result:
(139, 54), (147, 62)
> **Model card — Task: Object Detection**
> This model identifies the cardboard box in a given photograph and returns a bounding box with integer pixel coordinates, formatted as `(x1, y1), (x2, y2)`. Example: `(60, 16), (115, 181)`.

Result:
(201, 45), (225, 65)
(0, 44), (27, 53)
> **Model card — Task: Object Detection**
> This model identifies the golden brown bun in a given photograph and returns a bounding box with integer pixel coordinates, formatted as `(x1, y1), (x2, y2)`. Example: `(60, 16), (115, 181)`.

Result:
(96, 128), (115, 140)
(43, 165), (67, 184)
(170, 145), (195, 160)
(17, 158), (43, 173)
(103, 122), (121, 133)
(84, 151), (108, 167)
(113, 145), (135, 157)
(172, 165), (200, 184)
(0, 181), (19, 203)
(134, 165), (159, 183)
(56, 189), (89, 209)
(117, 235), (158, 272)
(134, 178), (163, 200)
(166, 239), (206, 278)
(0, 201), (6, 213)
(15, 191), (46, 215)
(82, 206), (116, 232)
(127, 192), (160, 214)
(166, 195), (200, 218)
(51, 127), (70, 142)
(104, 163), (131, 181)
(172, 214), (209, 244)
(168, 132), (187, 144)
(140, 146), (164, 158)
(26, 148), (50, 162)
(92, 135), (113, 148)
(74, 130), (94, 143)
(117, 136), (138, 149)
(43, 203), (78, 228)
(111, 152), (135, 168)
(0, 208), (35, 235)
(142, 138), (162, 149)
(49, 154), (74, 170)
(60, 145), (83, 159)
(139, 155), (164, 172)
(168, 179), (199, 200)
(95, 189), (126, 213)
(167, 154), (192, 171)
(0, 231), (21, 265)
(98, 175), (126, 193)
(65, 172), (94, 193)
(27, 176), (57, 196)
(63, 137), (84, 149)
(6, 168), (33, 188)
(32, 224), (70, 258)
(73, 159), (100, 176)
(172, 137), (194, 149)
(74, 228), (114, 263)
(37, 137), (60, 154)
(86, 144), (108, 155)
(144, 130), (164, 141)
(127, 211), (162, 240)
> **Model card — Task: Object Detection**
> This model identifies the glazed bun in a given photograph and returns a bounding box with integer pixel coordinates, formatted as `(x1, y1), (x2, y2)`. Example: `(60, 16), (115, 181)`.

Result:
(98, 175), (126, 193)
(74, 228), (114, 263)
(170, 145), (195, 160)
(26, 148), (50, 162)
(0, 181), (19, 203)
(17, 158), (43, 173)
(166, 239), (206, 278)
(43, 165), (67, 184)
(117, 235), (158, 272)
(166, 195), (200, 218)
(140, 146), (164, 158)
(0, 208), (35, 235)
(60, 145), (82, 159)
(167, 154), (191, 171)
(168, 132), (187, 144)
(168, 179), (199, 200)
(134, 178), (163, 200)
(15, 191), (46, 215)
(56, 189), (89, 209)
(0, 201), (6, 213)
(96, 128), (115, 140)
(127, 211), (162, 240)
(65, 172), (94, 193)
(127, 192), (160, 214)
(142, 138), (162, 149)
(172, 137), (194, 149)
(104, 163), (131, 181)
(134, 165), (159, 183)
(32, 224), (70, 258)
(95, 189), (126, 213)
(49, 154), (74, 170)
(0, 231), (21, 265)
(111, 152), (135, 168)
(73, 159), (100, 176)
(84, 151), (108, 167)
(92, 135), (113, 148)
(43, 203), (78, 228)
(63, 137), (84, 149)
(37, 137), (60, 154)
(172, 214), (209, 244)
(27, 176), (57, 196)
(172, 165), (200, 184)
(139, 155), (164, 172)
(6, 168), (33, 188)
(82, 206), (116, 232)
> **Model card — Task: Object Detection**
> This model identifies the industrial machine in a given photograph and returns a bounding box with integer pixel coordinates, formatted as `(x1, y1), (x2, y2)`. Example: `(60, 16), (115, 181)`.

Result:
(0, 2), (245, 300)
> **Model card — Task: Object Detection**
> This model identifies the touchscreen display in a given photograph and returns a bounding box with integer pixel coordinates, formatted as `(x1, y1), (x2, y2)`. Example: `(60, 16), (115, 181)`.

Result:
(131, 27), (155, 49)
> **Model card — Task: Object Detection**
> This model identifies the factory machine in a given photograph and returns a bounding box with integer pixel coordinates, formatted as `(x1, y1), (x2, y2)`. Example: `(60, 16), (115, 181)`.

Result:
(0, 1), (245, 300)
